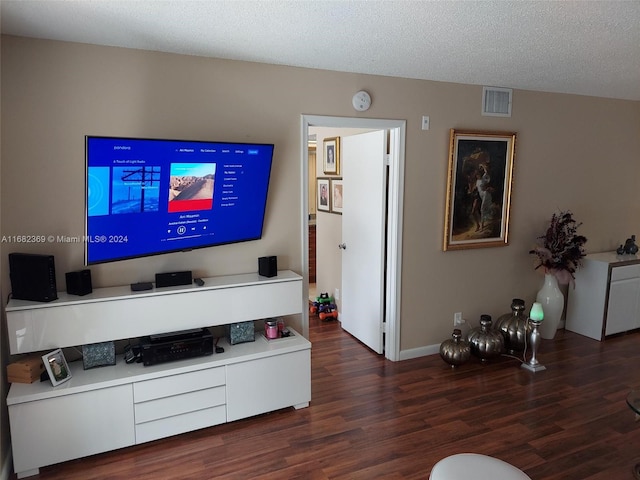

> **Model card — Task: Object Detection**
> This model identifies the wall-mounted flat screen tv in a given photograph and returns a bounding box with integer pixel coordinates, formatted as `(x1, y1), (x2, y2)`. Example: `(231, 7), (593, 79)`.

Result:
(85, 136), (274, 265)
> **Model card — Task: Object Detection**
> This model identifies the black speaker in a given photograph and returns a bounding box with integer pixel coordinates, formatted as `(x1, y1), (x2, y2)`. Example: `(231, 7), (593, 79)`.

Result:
(258, 256), (277, 278)
(9, 253), (58, 302)
(155, 270), (193, 288)
(66, 269), (93, 296)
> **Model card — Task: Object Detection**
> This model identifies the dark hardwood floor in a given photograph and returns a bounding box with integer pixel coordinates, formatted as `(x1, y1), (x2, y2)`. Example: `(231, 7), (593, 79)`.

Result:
(15, 316), (640, 480)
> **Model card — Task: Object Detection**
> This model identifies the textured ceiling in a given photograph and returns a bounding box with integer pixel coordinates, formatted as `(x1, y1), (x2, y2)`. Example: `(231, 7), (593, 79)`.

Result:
(2, 0), (639, 101)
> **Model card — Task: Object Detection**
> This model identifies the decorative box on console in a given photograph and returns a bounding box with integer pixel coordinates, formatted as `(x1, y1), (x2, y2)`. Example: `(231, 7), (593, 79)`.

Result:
(82, 341), (116, 369)
(226, 321), (255, 345)
(7, 355), (45, 384)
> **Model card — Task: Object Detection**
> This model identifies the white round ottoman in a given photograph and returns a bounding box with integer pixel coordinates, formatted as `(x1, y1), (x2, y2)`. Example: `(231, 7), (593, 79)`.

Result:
(430, 453), (532, 480)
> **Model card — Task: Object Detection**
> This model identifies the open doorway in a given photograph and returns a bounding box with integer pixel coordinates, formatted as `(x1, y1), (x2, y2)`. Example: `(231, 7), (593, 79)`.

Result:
(308, 126), (372, 307)
(301, 115), (406, 361)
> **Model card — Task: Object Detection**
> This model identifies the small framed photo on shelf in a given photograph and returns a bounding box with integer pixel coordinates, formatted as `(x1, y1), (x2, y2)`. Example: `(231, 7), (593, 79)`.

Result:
(323, 137), (340, 175)
(331, 178), (343, 214)
(42, 348), (72, 386)
(317, 177), (331, 212)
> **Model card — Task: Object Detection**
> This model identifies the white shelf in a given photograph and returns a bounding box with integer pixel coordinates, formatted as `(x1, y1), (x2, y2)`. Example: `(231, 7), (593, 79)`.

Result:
(6, 270), (302, 311)
(6, 270), (302, 354)
(7, 329), (308, 405)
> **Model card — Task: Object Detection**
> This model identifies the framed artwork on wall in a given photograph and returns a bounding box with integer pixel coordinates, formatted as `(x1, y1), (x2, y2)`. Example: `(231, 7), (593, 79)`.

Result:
(42, 348), (72, 386)
(323, 137), (340, 175)
(331, 178), (343, 214)
(443, 129), (517, 251)
(317, 177), (331, 212)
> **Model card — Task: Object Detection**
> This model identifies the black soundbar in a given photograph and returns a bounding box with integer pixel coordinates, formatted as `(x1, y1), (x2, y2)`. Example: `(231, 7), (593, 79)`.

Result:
(155, 271), (193, 288)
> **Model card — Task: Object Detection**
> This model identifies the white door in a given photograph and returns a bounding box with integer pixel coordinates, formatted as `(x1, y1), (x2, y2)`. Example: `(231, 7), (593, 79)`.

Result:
(340, 130), (387, 354)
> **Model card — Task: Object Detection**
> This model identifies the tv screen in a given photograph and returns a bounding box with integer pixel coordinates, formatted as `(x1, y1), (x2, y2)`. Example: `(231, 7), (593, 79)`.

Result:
(85, 136), (274, 265)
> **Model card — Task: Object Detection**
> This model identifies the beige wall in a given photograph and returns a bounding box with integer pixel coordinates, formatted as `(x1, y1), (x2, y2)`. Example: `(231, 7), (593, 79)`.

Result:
(0, 33), (639, 385)
(2, 35), (640, 350)
(1, 31), (640, 475)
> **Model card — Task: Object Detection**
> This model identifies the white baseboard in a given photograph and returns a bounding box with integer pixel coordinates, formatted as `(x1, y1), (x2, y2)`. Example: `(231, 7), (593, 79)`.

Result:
(0, 444), (12, 480)
(399, 344), (439, 361)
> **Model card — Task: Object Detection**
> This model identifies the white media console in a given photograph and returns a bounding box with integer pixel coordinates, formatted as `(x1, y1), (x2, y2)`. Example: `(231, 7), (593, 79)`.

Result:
(5, 270), (310, 478)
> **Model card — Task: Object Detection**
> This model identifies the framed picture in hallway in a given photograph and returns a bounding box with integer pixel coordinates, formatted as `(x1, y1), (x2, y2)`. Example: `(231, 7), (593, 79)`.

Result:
(443, 129), (517, 251)
(323, 137), (340, 175)
(317, 177), (330, 212)
(330, 178), (343, 214)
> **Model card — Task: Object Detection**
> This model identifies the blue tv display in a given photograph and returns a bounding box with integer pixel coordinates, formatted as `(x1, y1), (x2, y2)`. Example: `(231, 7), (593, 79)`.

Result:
(85, 136), (274, 265)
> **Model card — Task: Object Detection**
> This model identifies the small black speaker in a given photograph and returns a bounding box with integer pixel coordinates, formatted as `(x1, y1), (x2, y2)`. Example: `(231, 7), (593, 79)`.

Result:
(66, 269), (93, 296)
(155, 270), (193, 288)
(258, 256), (277, 278)
(9, 253), (58, 302)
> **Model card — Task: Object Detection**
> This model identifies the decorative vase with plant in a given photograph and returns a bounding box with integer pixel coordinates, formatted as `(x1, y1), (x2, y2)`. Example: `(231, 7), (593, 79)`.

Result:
(529, 210), (587, 339)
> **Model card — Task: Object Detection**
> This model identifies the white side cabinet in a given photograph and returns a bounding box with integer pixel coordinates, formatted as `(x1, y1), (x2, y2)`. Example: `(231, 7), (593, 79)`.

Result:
(9, 385), (135, 478)
(6, 270), (310, 479)
(565, 252), (640, 340)
(227, 349), (311, 421)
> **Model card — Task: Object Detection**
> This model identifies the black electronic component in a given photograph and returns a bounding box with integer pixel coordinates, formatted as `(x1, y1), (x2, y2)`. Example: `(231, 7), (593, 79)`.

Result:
(155, 270), (192, 288)
(130, 282), (153, 291)
(258, 256), (277, 277)
(140, 328), (213, 366)
(66, 269), (93, 296)
(9, 253), (58, 302)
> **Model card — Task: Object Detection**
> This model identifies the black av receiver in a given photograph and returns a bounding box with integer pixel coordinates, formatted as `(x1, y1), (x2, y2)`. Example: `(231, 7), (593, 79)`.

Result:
(140, 328), (213, 366)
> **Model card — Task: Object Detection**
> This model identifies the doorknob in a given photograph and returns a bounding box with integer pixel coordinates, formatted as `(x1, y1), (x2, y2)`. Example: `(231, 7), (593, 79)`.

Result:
(338, 243), (347, 250)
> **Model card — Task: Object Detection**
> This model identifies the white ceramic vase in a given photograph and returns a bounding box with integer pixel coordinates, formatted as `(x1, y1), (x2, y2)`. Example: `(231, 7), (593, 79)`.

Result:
(536, 273), (564, 340)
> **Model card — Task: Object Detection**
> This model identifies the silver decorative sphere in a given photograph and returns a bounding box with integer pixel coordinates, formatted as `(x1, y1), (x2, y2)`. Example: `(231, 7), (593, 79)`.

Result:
(440, 328), (471, 367)
(467, 314), (504, 362)
(494, 298), (530, 354)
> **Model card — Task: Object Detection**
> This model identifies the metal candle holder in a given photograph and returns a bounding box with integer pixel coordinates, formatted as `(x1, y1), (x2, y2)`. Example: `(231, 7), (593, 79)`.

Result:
(521, 302), (546, 372)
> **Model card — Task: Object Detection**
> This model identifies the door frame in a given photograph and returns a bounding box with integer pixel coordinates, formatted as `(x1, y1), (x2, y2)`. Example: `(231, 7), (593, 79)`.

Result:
(300, 115), (406, 361)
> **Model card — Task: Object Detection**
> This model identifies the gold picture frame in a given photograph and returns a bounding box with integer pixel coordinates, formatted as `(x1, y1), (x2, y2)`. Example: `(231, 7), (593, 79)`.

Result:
(323, 137), (340, 175)
(443, 129), (517, 251)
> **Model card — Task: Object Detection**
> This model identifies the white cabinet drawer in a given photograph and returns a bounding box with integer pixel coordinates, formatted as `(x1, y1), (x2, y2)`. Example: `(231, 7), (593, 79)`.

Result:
(135, 404), (226, 444)
(134, 367), (225, 402)
(135, 385), (225, 424)
(611, 264), (640, 282)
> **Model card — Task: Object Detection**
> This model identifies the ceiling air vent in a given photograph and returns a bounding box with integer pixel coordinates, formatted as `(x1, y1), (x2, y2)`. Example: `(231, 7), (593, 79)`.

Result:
(482, 86), (512, 117)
